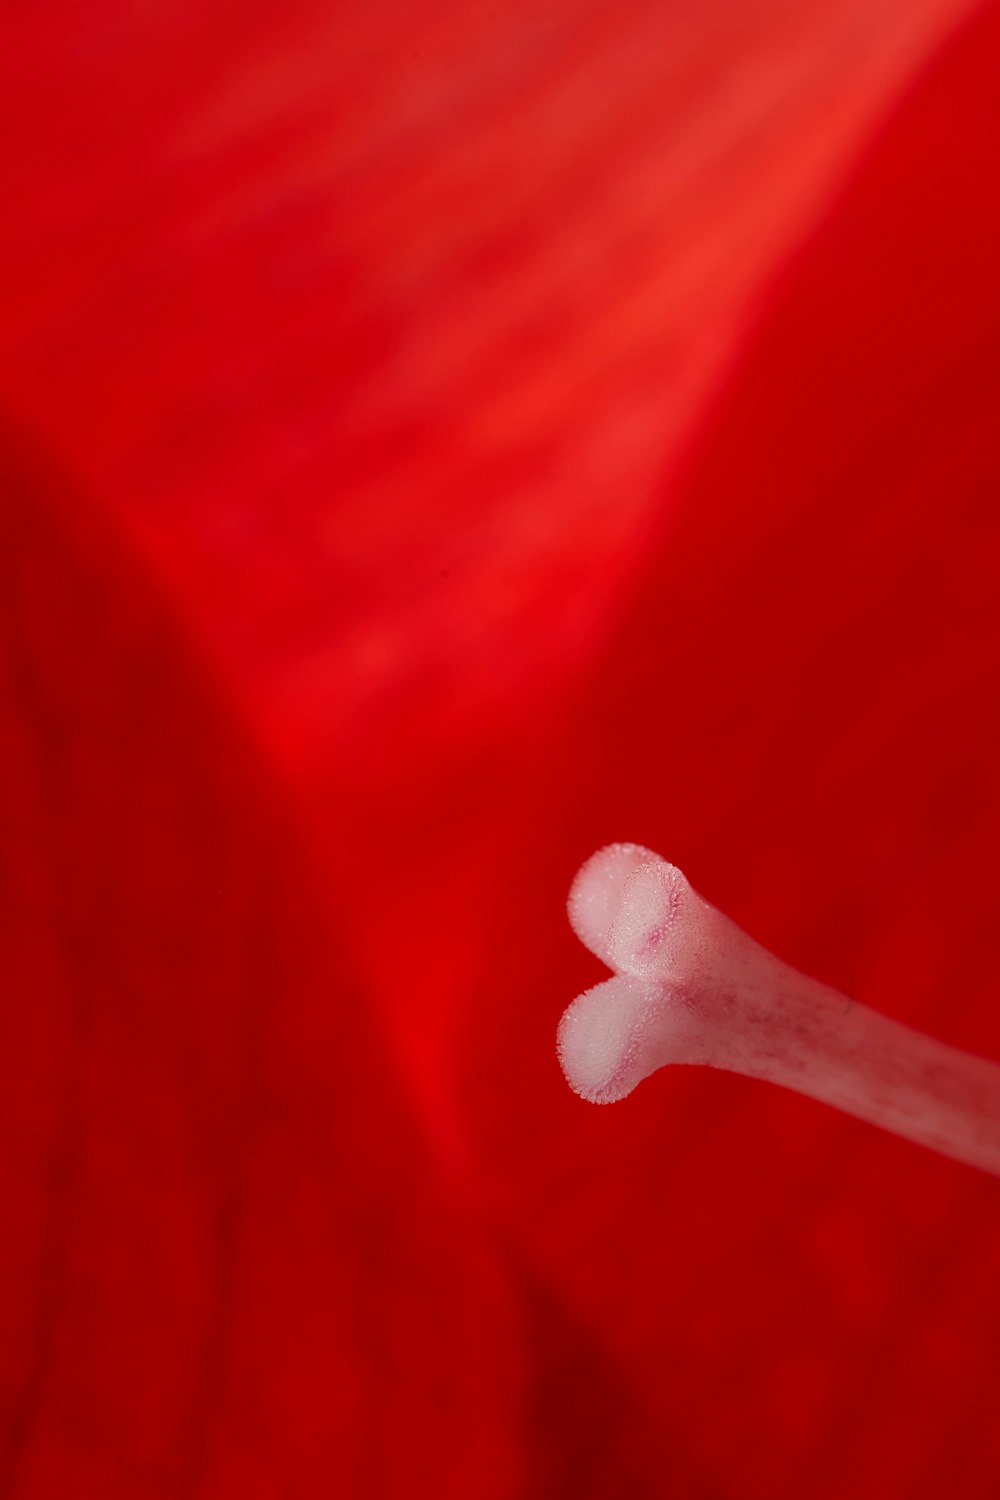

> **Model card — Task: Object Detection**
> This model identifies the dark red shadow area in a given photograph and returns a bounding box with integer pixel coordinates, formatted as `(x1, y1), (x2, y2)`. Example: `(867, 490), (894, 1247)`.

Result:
(0, 439), (528, 1498)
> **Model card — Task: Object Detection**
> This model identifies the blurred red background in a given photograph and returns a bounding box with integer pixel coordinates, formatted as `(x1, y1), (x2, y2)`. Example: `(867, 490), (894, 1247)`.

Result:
(2, 0), (999, 1495)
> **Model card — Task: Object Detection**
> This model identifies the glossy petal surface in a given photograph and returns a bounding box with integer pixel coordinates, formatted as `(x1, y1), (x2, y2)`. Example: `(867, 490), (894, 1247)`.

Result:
(2, 1), (999, 1497)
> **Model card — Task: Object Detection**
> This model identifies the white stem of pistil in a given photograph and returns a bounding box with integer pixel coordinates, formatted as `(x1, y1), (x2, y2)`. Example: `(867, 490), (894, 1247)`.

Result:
(557, 844), (1000, 1178)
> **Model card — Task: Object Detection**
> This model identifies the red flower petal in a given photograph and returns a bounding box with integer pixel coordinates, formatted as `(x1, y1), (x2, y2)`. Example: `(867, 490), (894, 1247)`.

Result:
(0, 445), (526, 1497)
(464, 5), (1000, 1496)
(2, 1), (997, 1497)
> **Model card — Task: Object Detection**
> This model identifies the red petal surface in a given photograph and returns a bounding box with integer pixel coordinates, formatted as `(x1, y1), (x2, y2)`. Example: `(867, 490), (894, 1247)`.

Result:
(468, 5), (1000, 1497)
(0, 448), (526, 1498)
(1, 0), (998, 1496)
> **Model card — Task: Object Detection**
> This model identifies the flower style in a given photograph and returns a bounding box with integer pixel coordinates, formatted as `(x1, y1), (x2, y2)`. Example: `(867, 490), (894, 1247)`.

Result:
(1, 1), (1000, 1498)
(560, 844), (1000, 1176)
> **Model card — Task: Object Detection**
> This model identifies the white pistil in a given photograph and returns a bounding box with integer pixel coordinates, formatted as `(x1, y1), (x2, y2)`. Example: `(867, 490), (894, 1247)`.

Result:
(557, 844), (1000, 1177)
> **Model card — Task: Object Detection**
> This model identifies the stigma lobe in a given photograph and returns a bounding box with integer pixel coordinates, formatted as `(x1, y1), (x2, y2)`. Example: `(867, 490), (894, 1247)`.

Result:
(557, 844), (1000, 1178)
